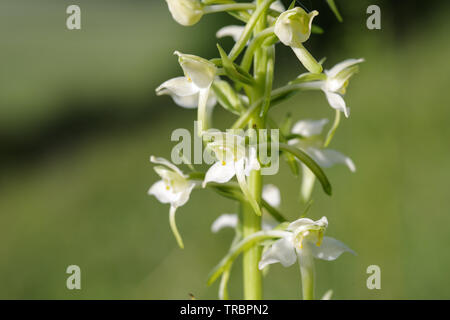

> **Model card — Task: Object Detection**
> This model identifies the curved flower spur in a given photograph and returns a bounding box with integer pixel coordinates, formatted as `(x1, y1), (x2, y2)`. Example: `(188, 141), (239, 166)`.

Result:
(147, 156), (197, 249)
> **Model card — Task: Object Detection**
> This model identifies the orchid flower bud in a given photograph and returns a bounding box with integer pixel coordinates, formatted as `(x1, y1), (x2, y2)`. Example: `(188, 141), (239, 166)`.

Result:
(175, 51), (216, 89)
(174, 51), (217, 135)
(275, 7), (317, 47)
(275, 8), (322, 74)
(165, 0), (204, 26)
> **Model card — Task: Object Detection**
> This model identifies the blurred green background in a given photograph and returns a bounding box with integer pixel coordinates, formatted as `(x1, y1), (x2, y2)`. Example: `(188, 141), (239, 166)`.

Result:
(1, 0), (450, 299)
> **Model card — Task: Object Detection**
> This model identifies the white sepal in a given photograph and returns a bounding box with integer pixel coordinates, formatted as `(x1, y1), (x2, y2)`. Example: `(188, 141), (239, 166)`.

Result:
(308, 236), (356, 261)
(262, 184), (281, 208)
(259, 235), (297, 270)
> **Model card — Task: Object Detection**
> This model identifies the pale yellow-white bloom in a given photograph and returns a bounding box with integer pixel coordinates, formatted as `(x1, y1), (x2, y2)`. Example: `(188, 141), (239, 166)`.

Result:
(259, 217), (354, 270)
(274, 7), (322, 73)
(148, 156), (196, 248)
(156, 51), (216, 135)
(321, 59), (364, 117)
(165, 0), (204, 26)
(156, 76), (217, 109)
(203, 132), (261, 216)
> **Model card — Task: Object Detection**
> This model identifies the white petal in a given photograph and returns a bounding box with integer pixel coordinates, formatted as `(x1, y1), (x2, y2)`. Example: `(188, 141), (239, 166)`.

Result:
(175, 51), (216, 89)
(148, 180), (178, 204)
(216, 25), (245, 42)
(262, 184), (281, 208)
(258, 236), (297, 269)
(244, 146), (261, 176)
(156, 77), (216, 109)
(150, 156), (185, 176)
(287, 216), (328, 232)
(306, 148), (356, 172)
(203, 161), (236, 187)
(326, 58), (365, 79)
(171, 93), (199, 109)
(211, 214), (238, 233)
(324, 91), (350, 117)
(308, 236), (356, 261)
(300, 164), (316, 203)
(235, 158), (262, 216)
(172, 182), (196, 208)
(156, 77), (199, 97)
(174, 90), (217, 109)
(321, 290), (333, 300)
(270, 0), (285, 12)
(292, 119), (329, 137)
(287, 217), (316, 231)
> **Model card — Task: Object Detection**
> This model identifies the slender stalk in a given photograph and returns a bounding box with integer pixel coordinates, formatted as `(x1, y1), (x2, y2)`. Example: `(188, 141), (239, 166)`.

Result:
(203, 4), (256, 14)
(324, 109), (341, 147)
(231, 83), (319, 130)
(241, 190), (262, 299)
(240, 27), (274, 72)
(298, 250), (315, 300)
(241, 0), (268, 301)
(169, 206), (184, 249)
(228, 0), (274, 61)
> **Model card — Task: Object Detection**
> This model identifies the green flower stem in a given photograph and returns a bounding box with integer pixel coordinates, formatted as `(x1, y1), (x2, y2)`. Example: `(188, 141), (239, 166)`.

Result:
(228, 0), (275, 61)
(240, 27), (275, 72)
(169, 206), (184, 249)
(203, 3), (256, 14)
(242, 168), (263, 299)
(219, 268), (231, 300)
(298, 250), (315, 300)
(239, 0), (271, 301)
(324, 109), (341, 147)
(260, 45), (275, 117)
(292, 44), (323, 74)
(231, 83), (318, 130)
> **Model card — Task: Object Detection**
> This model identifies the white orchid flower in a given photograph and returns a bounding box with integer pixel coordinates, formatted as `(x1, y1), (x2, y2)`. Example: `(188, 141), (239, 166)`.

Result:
(274, 7), (322, 74)
(147, 156), (196, 248)
(156, 77), (217, 109)
(321, 59), (364, 117)
(258, 216), (355, 299)
(211, 184), (281, 233)
(289, 119), (355, 202)
(165, 0), (204, 26)
(156, 51), (216, 135)
(203, 132), (261, 216)
(299, 59), (364, 117)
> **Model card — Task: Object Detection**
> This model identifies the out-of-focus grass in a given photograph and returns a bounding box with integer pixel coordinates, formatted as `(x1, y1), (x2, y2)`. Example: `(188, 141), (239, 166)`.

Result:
(0, 0), (216, 135)
(1, 1), (450, 299)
